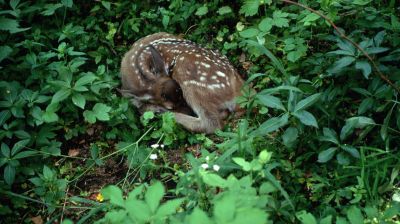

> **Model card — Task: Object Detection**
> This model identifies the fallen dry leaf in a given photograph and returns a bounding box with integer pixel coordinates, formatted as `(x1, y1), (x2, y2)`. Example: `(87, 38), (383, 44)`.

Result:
(68, 149), (80, 157)
(31, 216), (43, 224)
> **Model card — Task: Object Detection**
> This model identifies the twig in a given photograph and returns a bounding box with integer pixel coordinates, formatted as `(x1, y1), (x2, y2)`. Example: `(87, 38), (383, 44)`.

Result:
(279, 0), (400, 93)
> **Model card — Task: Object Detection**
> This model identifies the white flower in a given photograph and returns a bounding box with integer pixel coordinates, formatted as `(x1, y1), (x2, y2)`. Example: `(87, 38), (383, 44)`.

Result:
(160, 144), (165, 148)
(149, 154), (158, 160)
(201, 163), (209, 169)
(213, 165), (220, 172)
(205, 156), (210, 161)
(151, 144), (159, 149)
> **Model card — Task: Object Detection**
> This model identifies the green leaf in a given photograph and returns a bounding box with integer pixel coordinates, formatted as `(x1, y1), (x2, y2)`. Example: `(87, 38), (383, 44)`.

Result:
(294, 93), (321, 112)
(126, 200), (151, 222)
(1, 143), (10, 157)
(355, 61), (372, 79)
(83, 111), (96, 124)
(202, 173), (227, 188)
(0, 110), (11, 126)
(319, 128), (339, 144)
(101, 1), (111, 10)
(145, 181), (164, 213)
(233, 157), (251, 171)
(0, 46), (12, 63)
(320, 215), (333, 224)
(195, 5), (208, 16)
(352, 0), (372, 5)
(257, 94), (285, 111)
(42, 110), (59, 123)
(217, 6), (232, 15)
(336, 152), (350, 165)
(346, 206), (364, 224)
(92, 103), (111, 121)
(340, 116), (375, 141)
(296, 210), (318, 224)
(101, 185), (125, 207)
(239, 28), (259, 38)
(318, 147), (337, 163)
(51, 89), (71, 104)
(341, 145), (360, 158)
(214, 194), (235, 222)
(282, 127), (298, 148)
(42, 3), (63, 16)
(155, 198), (183, 218)
(329, 56), (356, 73)
(4, 165), (15, 185)
(186, 207), (212, 224)
(300, 13), (320, 26)
(293, 110), (318, 128)
(240, 0), (260, 17)
(74, 74), (97, 87)
(72, 94), (85, 109)
(0, 17), (30, 33)
(381, 106), (393, 141)
(256, 113), (289, 134)
(272, 10), (289, 27)
(13, 150), (37, 159)
(61, 0), (73, 8)
(258, 17), (273, 32)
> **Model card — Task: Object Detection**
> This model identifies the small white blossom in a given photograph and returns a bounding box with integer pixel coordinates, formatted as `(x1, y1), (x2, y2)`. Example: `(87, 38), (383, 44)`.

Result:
(201, 163), (209, 169)
(149, 154), (158, 160)
(213, 165), (220, 172)
(160, 144), (165, 148)
(205, 156), (210, 161)
(151, 144), (159, 149)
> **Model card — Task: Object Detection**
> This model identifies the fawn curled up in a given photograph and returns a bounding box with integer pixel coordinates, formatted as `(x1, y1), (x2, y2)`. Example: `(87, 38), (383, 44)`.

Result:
(120, 32), (244, 134)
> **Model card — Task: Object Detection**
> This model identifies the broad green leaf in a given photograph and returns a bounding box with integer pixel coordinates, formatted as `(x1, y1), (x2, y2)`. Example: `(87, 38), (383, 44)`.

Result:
(101, 1), (111, 10)
(186, 207), (212, 224)
(92, 103), (111, 121)
(282, 127), (298, 147)
(365, 47), (389, 54)
(83, 110), (96, 124)
(318, 147), (337, 163)
(0, 46), (12, 63)
(42, 3), (63, 16)
(202, 173), (227, 188)
(272, 10), (289, 27)
(293, 110), (318, 128)
(61, 0), (73, 7)
(257, 94), (285, 111)
(1, 143), (10, 157)
(195, 5), (208, 16)
(336, 152), (350, 165)
(217, 6), (232, 15)
(43, 165), (54, 179)
(240, 0), (260, 17)
(155, 198), (183, 218)
(320, 215), (333, 224)
(329, 56), (355, 73)
(340, 116), (375, 141)
(346, 206), (364, 224)
(233, 157), (251, 171)
(42, 110), (59, 123)
(357, 97), (373, 114)
(11, 139), (30, 156)
(214, 194), (235, 222)
(51, 89), (71, 104)
(126, 200), (151, 222)
(4, 165), (15, 185)
(13, 150), (37, 159)
(0, 17), (30, 33)
(74, 74), (97, 87)
(300, 13), (320, 26)
(239, 28), (259, 38)
(352, 0), (372, 5)
(296, 210), (317, 224)
(258, 17), (273, 32)
(101, 185), (125, 207)
(355, 61), (372, 79)
(145, 181), (164, 213)
(0, 110), (11, 126)
(319, 128), (339, 144)
(341, 145), (360, 158)
(256, 113), (289, 134)
(294, 93), (321, 112)
(72, 94), (86, 109)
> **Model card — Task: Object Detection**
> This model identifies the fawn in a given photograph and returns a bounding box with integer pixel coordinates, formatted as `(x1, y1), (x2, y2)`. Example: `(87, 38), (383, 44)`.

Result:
(120, 32), (244, 133)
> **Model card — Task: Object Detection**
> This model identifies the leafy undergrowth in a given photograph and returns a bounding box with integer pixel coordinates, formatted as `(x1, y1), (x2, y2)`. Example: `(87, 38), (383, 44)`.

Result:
(1, 0), (400, 223)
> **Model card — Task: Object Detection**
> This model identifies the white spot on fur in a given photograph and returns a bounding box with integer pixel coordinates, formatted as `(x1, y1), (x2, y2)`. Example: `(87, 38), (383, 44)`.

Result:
(201, 62), (210, 68)
(216, 71), (226, 77)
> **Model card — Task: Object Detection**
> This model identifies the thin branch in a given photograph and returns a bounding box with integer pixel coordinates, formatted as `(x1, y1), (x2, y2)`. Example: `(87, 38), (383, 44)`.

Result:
(280, 0), (400, 93)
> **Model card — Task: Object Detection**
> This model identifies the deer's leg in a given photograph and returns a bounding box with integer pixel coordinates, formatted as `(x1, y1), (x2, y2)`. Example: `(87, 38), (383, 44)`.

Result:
(174, 112), (221, 134)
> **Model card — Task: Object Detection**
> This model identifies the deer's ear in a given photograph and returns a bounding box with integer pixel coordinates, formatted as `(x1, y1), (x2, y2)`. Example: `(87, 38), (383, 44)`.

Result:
(149, 45), (167, 76)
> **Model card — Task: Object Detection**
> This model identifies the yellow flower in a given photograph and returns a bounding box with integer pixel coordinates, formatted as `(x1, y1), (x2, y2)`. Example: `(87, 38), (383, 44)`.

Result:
(96, 193), (104, 202)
